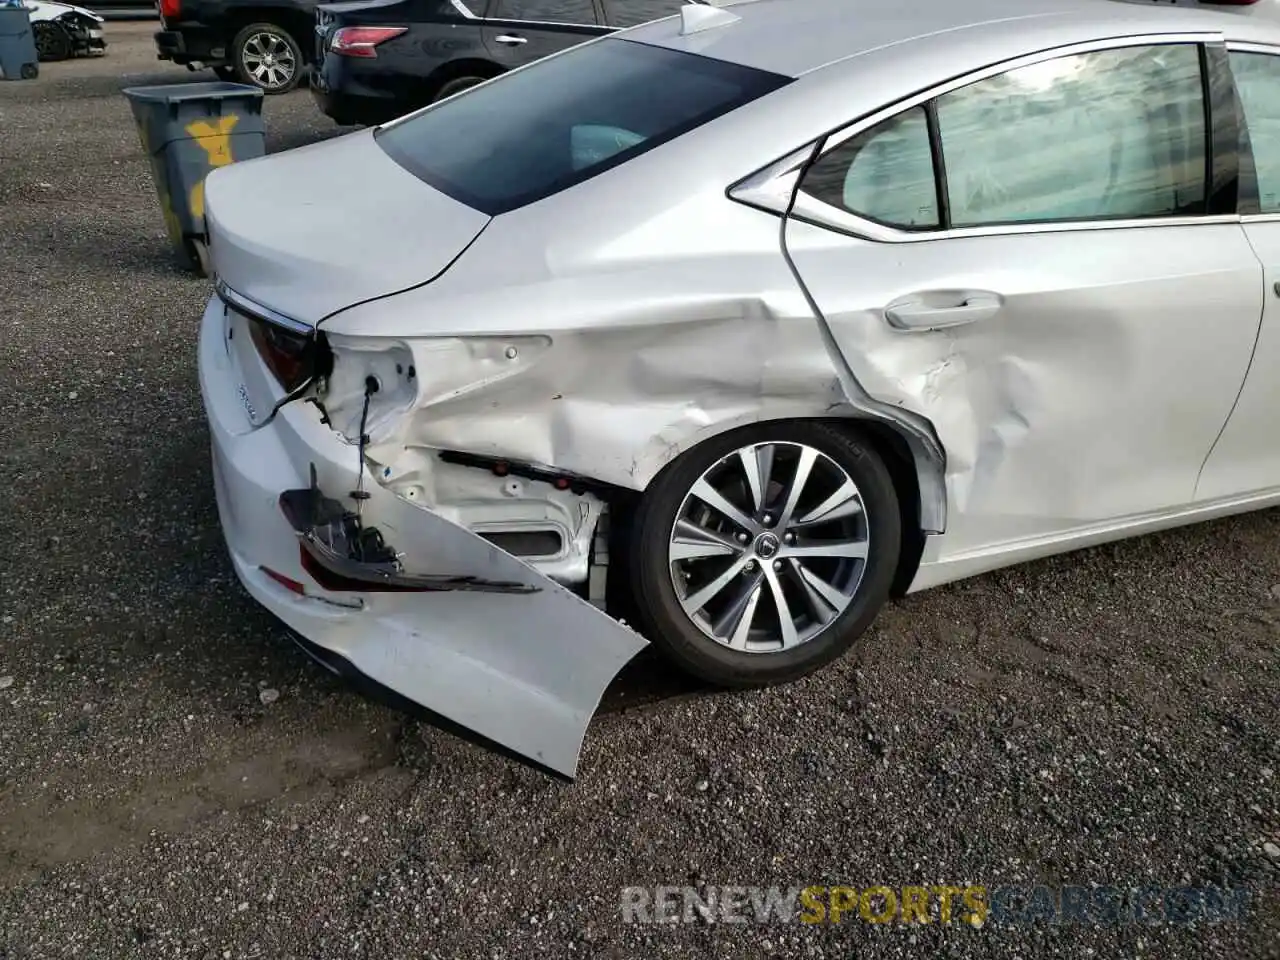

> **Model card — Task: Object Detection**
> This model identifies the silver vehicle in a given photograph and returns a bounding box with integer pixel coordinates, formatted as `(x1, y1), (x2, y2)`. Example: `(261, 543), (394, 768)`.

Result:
(199, 0), (1280, 778)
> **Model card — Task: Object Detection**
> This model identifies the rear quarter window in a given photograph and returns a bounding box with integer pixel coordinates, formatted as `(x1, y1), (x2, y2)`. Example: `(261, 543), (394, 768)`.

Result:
(375, 38), (791, 215)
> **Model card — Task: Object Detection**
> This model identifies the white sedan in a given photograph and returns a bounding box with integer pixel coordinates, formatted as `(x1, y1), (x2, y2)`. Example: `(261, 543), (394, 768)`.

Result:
(199, 0), (1280, 778)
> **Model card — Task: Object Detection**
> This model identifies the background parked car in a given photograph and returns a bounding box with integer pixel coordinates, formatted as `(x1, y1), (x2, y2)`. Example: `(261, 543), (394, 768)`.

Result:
(154, 0), (317, 92)
(311, 0), (685, 126)
(27, 0), (105, 60)
(80, 0), (154, 18)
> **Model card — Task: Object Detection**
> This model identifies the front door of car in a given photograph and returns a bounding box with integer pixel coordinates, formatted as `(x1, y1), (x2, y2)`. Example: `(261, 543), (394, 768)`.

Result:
(1196, 43), (1280, 501)
(481, 0), (608, 70)
(780, 40), (1264, 556)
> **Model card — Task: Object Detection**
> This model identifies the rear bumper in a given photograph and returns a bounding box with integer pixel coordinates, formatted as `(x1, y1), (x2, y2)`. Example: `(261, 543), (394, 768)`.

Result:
(310, 56), (419, 126)
(154, 25), (226, 66)
(198, 293), (647, 779)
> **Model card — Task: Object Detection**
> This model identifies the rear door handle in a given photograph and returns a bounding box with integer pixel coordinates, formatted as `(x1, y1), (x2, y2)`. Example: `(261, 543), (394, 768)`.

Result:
(883, 292), (1003, 331)
(494, 34), (527, 44)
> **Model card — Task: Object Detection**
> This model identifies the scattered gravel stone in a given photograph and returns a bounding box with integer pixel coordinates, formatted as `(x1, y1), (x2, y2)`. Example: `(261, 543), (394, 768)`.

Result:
(0, 23), (1277, 960)
(0, 677), (13, 690)
(258, 689), (280, 705)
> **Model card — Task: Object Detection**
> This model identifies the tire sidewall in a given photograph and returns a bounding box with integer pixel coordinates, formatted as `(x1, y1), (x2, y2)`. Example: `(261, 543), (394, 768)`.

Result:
(632, 421), (902, 687)
(434, 75), (490, 102)
(232, 23), (303, 93)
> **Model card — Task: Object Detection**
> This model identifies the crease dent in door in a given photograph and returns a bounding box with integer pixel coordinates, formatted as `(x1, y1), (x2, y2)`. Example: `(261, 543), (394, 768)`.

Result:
(778, 218), (1234, 533)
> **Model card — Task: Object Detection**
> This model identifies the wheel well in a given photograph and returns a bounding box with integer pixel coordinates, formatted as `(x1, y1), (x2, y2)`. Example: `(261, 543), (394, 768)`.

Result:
(424, 58), (505, 100)
(602, 416), (930, 614)
(224, 9), (314, 51)
(825, 417), (927, 598)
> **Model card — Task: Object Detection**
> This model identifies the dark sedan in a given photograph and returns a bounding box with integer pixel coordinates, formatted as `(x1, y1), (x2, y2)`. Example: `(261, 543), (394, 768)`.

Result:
(311, 0), (684, 126)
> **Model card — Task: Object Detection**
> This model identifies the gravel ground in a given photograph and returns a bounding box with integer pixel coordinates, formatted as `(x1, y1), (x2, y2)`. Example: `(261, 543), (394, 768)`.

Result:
(1, 24), (1279, 960)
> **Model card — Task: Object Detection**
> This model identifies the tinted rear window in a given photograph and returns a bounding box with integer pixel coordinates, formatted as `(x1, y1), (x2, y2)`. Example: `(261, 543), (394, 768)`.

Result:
(375, 38), (791, 215)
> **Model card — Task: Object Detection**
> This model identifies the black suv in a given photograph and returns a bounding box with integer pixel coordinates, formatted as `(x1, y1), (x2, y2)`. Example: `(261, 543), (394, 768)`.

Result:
(154, 0), (318, 92)
(311, 0), (685, 126)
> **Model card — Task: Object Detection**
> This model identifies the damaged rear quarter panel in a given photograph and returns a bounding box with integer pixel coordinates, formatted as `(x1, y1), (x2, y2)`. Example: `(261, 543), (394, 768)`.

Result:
(316, 193), (873, 493)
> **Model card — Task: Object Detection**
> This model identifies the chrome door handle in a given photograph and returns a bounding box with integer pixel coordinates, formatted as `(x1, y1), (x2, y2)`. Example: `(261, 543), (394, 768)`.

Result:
(884, 292), (1002, 331)
(494, 34), (527, 44)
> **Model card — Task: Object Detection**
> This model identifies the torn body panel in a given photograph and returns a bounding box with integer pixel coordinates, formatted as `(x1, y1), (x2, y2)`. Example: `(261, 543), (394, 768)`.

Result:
(200, 294), (647, 779)
(782, 217), (1266, 579)
(311, 192), (948, 545)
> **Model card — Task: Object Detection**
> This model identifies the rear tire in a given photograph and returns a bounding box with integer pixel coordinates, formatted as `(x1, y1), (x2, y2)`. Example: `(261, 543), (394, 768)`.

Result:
(185, 237), (211, 278)
(432, 75), (492, 102)
(33, 22), (72, 62)
(230, 22), (303, 93)
(630, 421), (901, 688)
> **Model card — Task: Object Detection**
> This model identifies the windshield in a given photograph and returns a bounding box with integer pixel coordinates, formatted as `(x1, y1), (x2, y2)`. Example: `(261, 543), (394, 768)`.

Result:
(375, 38), (791, 215)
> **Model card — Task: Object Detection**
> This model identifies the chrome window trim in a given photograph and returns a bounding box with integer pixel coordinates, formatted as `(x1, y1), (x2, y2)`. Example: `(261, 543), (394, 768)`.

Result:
(749, 31), (1227, 244)
(214, 278), (313, 334)
(1226, 40), (1280, 224)
(448, 0), (480, 19)
(1225, 41), (1280, 55)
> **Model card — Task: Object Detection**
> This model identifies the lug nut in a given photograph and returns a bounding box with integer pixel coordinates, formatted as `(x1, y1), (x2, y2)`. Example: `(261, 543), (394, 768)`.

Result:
(783, 532), (795, 544)
(762, 513), (774, 526)
(737, 532), (749, 544)
(744, 560), (756, 572)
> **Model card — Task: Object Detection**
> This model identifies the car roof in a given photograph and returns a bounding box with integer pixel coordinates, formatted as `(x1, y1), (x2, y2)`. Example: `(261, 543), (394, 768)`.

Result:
(621, 0), (1260, 78)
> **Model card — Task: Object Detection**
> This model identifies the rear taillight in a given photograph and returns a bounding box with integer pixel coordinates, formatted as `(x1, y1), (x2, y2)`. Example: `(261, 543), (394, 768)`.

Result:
(249, 318), (314, 392)
(329, 25), (407, 57)
(158, 0), (180, 20)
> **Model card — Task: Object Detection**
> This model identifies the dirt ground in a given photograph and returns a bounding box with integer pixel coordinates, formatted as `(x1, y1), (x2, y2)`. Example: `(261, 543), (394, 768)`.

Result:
(0, 21), (1278, 960)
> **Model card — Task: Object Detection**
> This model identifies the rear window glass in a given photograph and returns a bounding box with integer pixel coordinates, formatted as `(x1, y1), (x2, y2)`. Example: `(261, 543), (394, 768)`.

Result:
(375, 38), (791, 215)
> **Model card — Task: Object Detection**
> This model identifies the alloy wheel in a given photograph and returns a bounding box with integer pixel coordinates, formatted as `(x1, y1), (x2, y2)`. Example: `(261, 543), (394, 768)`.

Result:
(666, 441), (870, 654)
(241, 31), (296, 90)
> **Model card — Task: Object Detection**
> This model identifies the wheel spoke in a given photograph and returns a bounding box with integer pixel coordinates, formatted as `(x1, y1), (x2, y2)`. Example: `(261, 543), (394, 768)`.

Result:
(777, 447), (818, 528)
(738, 444), (773, 514)
(763, 566), (800, 649)
(681, 556), (751, 614)
(713, 576), (764, 649)
(670, 519), (743, 563)
(783, 540), (868, 560)
(789, 560), (844, 623)
(793, 479), (863, 527)
(691, 478), (757, 534)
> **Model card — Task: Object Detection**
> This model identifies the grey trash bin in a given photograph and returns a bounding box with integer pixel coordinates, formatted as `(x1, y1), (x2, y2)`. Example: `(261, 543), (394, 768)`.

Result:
(122, 81), (267, 277)
(0, 4), (39, 81)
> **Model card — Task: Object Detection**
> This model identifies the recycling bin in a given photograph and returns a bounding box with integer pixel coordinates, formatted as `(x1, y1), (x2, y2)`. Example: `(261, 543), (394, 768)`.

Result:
(0, 3), (39, 82)
(122, 81), (266, 277)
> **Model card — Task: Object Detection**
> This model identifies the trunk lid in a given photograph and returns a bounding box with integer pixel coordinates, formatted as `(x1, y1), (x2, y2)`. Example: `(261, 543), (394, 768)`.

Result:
(314, 0), (405, 66)
(204, 128), (490, 326)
